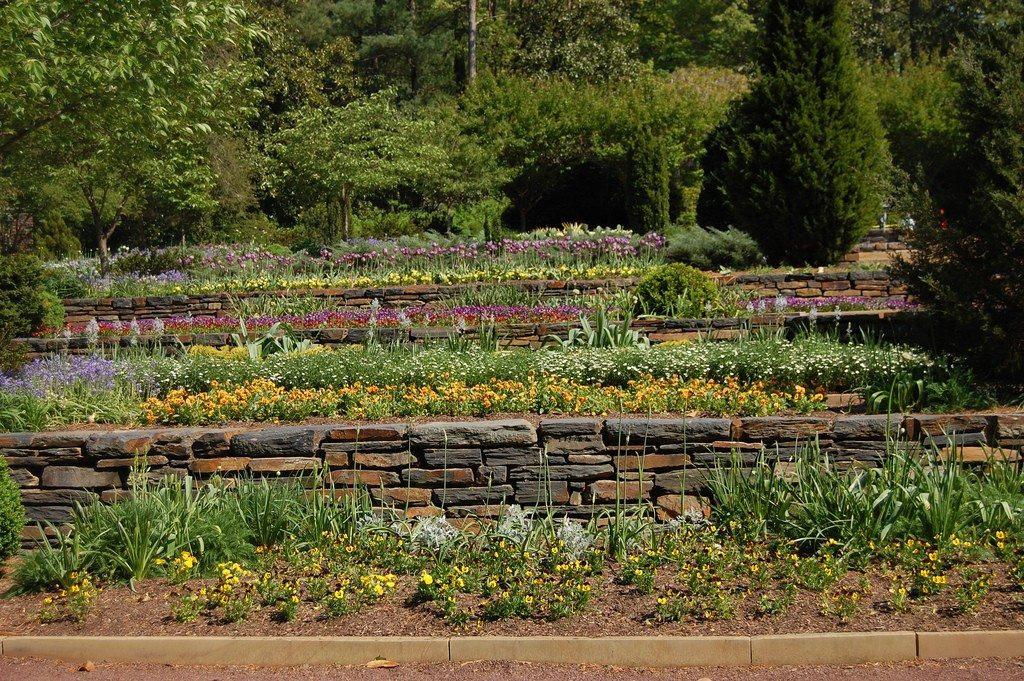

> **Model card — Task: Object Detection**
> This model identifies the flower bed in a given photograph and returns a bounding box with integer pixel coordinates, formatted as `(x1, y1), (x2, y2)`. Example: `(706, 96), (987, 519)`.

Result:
(3, 440), (1023, 636)
(140, 376), (825, 424)
(54, 304), (591, 339)
(0, 336), (942, 431)
(52, 230), (665, 298)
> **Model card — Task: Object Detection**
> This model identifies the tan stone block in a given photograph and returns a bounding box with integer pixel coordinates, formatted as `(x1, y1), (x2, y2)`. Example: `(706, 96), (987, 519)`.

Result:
(353, 451), (416, 468)
(329, 470), (400, 486)
(95, 455), (169, 469)
(247, 457), (319, 473)
(323, 451), (350, 467)
(655, 494), (709, 521)
(371, 487), (432, 505)
(586, 479), (653, 502)
(403, 468), (475, 485)
(615, 453), (690, 471)
(189, 457), (250, 474)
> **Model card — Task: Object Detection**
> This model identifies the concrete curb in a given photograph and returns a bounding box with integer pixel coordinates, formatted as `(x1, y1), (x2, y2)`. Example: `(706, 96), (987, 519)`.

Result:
(0, 631), (1021, 668)
(917, 630), (1024, 660)
(0, 636), (448, 666)
(449, 636), (751, 667)
(751, 632), (917, 666)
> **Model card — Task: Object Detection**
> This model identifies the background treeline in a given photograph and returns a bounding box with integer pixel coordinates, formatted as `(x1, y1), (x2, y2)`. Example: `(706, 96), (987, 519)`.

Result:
(0, 1), (1017, 268)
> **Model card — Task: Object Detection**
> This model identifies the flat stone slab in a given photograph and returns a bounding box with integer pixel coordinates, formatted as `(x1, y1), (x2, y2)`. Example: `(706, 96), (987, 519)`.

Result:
(604, 418), (732, 445)
(409, 420), (536, 448)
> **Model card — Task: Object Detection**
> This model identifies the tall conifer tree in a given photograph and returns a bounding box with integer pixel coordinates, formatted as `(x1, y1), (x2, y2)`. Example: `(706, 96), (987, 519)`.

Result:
(697, 0), (887, 265)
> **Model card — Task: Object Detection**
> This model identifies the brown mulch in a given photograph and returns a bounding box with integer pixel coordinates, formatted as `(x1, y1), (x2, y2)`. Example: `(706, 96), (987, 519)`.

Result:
(1, 566), (1022, 639)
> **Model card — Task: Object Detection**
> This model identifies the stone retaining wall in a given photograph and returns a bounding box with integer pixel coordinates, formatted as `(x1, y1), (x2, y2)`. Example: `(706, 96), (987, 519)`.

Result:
(23, 309), (912, 358)
(840, 228), (910, 264)
(61, 271), (905, 324)
(5, 413), (1020, 542)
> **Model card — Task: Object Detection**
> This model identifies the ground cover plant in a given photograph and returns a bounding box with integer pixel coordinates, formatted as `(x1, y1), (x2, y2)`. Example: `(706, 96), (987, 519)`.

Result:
(0, 333), (950, 431)
(3, 443), (1022, 634)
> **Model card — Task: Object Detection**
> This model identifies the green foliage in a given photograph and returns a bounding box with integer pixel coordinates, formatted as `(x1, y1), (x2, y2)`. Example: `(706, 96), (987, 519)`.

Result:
(464, 68), (745, 230)
(110, 249), (184, 277)
(0, 0), (262, 271)
(710, 444), (1024, 548)
(665, 224), (763, 270)
(634, 0), (758, 71)
(848, 0), (1011, 65)
(895, 11), (1024, 377)
(697, 0), (888, 265)
(866, 59), (967, 207)
(501, 0), (642, 81)
(0, 454), (26, 560)
(268, 90), (448, 240)
(549, 308), (651, 350)
(0, 253), (61, 337)
(626, 126), (671, 233)
(634, 263), (720, 317)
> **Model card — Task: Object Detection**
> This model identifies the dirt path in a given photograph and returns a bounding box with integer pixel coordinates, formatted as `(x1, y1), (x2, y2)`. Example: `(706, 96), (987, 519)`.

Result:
(1, 656), (1023, 681)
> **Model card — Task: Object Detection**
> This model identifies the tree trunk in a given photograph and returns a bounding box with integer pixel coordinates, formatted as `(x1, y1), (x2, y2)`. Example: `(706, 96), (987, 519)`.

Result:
(342, 185), (352, 240)
(468, 0), (478, 83)
(409, 0), (419, 94)
(97, 229), (111, 275)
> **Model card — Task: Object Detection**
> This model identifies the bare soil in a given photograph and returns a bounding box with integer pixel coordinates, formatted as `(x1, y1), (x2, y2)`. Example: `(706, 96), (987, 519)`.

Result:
(1, 656), (1023, 681)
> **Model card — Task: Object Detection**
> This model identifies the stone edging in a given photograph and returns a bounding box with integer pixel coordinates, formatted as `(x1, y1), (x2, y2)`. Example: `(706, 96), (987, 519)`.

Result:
(1, 631), (1021, 667)
(60, 271), (904, 324)
(7, 413), (1023, 543)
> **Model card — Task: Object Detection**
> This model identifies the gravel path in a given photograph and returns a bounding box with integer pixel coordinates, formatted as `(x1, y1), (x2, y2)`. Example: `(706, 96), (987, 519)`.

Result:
(2, 656), (1023, 680)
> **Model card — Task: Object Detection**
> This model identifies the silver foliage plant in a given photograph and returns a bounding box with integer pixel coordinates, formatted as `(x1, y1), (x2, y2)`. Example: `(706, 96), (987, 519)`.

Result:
(411, 515), (460, 552)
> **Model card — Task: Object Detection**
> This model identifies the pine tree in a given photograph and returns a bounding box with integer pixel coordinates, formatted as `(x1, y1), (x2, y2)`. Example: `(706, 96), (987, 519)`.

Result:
(696, 0), (887, 265)
(896, 7), (1024, 377)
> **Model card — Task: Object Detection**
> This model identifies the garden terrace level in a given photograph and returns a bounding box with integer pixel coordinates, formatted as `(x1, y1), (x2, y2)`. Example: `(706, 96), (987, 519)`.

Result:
(19, 309), (917, 359)
(5, 413), (1021, 545)
(59, 271), (906, 324)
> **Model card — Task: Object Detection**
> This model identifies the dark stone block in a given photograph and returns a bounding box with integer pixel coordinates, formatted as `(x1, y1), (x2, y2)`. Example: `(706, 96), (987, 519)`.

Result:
(603, 418), (732, 446)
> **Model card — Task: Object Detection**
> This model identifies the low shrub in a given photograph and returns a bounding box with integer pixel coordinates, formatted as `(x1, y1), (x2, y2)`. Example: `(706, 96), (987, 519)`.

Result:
(633, 263), (721, 317)
(0, 253), (63, 338)
(0, 454), (26, 560)
(109, 248), (183, 276)
(43, 268), (89, 299)
(665, 225), (763, 271)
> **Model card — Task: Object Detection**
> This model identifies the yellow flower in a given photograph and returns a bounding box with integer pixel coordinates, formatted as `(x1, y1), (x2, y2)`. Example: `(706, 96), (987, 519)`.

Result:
(421, 572), (434, 586)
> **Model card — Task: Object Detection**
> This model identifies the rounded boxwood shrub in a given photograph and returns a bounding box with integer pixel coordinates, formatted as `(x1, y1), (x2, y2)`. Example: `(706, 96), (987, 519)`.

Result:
(0, 254), (63, 338)
(634, 263), (720, 317)
(0, 456), (26, 560)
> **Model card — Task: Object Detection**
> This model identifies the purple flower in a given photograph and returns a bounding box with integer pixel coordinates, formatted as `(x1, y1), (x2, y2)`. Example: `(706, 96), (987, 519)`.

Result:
(0, 355), (117, 397)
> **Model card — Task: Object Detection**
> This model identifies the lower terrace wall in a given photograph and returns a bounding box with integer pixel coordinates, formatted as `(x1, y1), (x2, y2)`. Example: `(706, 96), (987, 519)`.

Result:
(6, 413), (1021, 543)
(61, 271), (905, 324)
